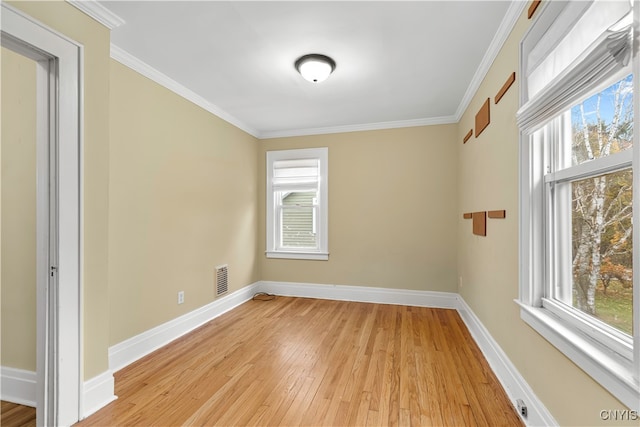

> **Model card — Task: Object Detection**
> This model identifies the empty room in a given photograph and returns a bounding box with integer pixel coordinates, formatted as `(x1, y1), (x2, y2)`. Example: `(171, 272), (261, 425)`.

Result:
(1, 0), (638, 426)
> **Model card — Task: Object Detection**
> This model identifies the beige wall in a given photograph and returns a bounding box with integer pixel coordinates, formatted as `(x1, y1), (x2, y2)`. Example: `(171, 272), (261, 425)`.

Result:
(8, 0), (112, 379)
(457, 7), (636, 426)
(259, 126), (458, 292)
(0, 47), (37, 371)
(108, 60), (259, 344)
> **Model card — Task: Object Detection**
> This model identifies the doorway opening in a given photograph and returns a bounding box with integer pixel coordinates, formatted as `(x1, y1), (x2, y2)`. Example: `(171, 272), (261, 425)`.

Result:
(1, 4), (82, 426)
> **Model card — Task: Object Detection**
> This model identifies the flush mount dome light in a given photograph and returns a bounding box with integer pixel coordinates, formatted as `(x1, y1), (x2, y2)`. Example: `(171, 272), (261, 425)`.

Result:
(295, 54), (336, 83)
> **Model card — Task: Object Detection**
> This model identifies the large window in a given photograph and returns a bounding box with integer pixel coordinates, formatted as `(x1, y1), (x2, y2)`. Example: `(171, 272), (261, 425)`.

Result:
(518, 0), (638, 409)
(544, 75), (634, 353)
(266, 148), (328, 260)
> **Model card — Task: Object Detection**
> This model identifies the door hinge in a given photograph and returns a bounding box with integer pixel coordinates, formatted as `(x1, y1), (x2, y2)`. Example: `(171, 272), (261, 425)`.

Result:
(50, 266), (57, 277)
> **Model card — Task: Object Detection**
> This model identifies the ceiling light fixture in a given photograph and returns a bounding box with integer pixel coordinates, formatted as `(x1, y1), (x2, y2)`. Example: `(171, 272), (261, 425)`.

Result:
(295, 54), (336, 83)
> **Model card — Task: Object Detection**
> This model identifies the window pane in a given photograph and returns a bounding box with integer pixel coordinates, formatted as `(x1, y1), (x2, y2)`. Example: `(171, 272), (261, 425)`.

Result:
(570, 75), (633, 167)
(570, 169), (633, 335)
(280, 191), (317, 249)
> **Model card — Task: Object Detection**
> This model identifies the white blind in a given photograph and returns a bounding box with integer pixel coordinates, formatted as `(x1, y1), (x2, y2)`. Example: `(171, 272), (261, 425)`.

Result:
(272, 158), (320, 190)
(517, 0), (632, 132)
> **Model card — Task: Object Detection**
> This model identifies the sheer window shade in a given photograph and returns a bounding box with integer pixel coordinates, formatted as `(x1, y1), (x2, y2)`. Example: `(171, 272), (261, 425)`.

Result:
(517, 0), (632, 132)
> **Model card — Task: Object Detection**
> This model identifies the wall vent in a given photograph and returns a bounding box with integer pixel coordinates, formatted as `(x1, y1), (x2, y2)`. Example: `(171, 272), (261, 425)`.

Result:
(215, 264), (228, 297)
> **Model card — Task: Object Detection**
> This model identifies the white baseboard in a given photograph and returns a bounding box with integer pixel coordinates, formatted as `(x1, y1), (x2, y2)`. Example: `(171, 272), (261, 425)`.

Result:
(456, 296), (557, 427)
(108, 282), (260, 372)
(0, 367), (117, 418)
(82, 370), (117, 418)
(257, 280), (459, 308)
(0, 366), (36, 407)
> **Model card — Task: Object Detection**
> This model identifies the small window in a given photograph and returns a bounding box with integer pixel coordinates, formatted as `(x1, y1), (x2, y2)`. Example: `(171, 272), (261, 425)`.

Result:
(266, 148), (328, 260)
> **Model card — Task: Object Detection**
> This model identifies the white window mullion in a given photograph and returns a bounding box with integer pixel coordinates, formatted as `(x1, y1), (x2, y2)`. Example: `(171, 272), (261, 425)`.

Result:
(555, 113), (574, 304)
(275, 204), (283, 250)
(544, 180), (556, 304)
(312, 198), (318, 235)
(521, 129), (547, 307)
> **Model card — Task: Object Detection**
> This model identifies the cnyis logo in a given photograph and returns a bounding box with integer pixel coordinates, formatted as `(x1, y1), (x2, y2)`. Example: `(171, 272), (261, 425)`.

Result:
(599, 409), (638, 421)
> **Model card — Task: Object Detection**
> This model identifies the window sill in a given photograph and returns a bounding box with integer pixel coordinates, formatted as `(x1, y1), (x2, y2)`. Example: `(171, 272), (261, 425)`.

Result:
(515, 300), (639, 410)
(266, 251), (329, 261)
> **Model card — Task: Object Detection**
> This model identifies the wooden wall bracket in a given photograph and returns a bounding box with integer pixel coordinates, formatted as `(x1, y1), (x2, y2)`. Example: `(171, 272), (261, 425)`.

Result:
(463, 210), (506, 236)
(475, 98), (490, 138)
(472, 212), (486, 236)
(528, 0), (541, 19)
(463, 129), (473, 144)
(495, 72), (516, 104)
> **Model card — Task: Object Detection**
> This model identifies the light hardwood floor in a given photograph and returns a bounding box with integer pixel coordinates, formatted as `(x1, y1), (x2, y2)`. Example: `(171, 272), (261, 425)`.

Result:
(77, 297), (523, 426)
(1, 401), (36, 427)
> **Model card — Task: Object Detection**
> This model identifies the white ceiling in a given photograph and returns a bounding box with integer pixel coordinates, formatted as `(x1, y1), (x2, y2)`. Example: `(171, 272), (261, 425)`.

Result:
(97, 1), (524, 138)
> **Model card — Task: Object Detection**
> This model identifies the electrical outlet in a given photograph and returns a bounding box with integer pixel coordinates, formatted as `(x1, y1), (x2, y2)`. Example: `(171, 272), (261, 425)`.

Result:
(516, 399), (528, 418)
(459, 276), (463, 289)
(177, 291), (184, 304)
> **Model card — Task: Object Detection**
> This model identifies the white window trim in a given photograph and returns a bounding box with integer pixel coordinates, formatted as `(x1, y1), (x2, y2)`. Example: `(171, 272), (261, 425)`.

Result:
(518, 98), (640, 412)
(517, 1), (639, 410)
(266, 148), (328, 261)
(516, 302), (639, 408)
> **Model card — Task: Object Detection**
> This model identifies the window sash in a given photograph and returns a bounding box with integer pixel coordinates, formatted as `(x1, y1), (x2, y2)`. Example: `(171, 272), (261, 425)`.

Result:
(544, 165), (634, 357)
(545, 150), (633, 184)
(276, 204), (319, 251)
(542, 105), (634, 345)
(276, 189), (319, 251)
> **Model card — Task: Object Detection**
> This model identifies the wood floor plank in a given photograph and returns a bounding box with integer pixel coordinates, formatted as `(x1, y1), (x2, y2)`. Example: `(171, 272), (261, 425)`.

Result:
(385, 307), (403, 426)
(76, 297), (523, 427)
(1, 401), (36, 427)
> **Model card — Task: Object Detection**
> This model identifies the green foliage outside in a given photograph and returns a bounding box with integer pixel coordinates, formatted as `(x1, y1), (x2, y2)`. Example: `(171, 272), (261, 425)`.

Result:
(593, 281), (633, 335)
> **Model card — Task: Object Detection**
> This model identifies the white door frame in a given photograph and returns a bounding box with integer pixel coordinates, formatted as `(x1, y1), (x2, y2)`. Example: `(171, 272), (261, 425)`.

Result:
(1, 4), (82, 426)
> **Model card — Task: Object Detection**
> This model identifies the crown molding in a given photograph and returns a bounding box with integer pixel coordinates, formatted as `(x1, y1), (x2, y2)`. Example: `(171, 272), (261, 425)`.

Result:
(454, 0), (527, 121)
(66, 0), (125, 29)
(107, 1), (525, 140)
(259, 115), (457, 139)
(110, 44), (260, 138)
(111, 43), (454, 140)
